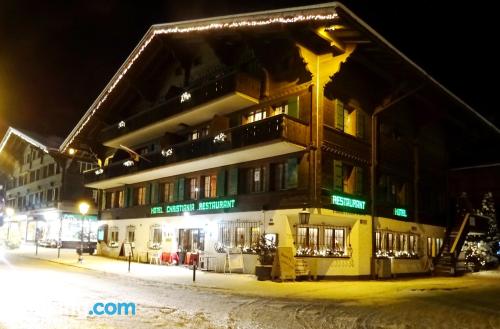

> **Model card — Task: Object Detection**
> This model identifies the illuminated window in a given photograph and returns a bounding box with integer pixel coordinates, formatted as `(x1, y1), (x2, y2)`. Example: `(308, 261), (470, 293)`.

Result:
(203, 175), (217, 198)
(333, 160), (364, 195)
(190, 130), (200, 141)
(134, 186), (147, 206)
(187, 177), (198, 200)
(117, 190), (124, 208)
(246, 109), (267, 123)
(162, 182), (175, 203)
(218, 221), (260, 252)
(334, 100), (365, 139)
(324, 228), (346, 254)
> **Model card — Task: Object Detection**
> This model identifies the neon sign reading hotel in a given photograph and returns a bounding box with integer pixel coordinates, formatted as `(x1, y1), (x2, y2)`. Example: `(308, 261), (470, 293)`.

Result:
(151, 199), (236, 215)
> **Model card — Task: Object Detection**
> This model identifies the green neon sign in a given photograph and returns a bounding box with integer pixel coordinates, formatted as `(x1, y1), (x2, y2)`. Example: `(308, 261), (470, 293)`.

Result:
(332, 195), (366, 210)
(393, 208), (408, 218)
(150, 198), (236, 215)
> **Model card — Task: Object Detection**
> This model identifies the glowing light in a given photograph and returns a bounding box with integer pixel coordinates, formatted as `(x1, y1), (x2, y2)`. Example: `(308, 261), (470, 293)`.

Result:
(394, 208), (408, 218)
(161, 148), (173, 157)
(118, 121), (126, 129)
(94, 168), (104, 175)
(5, 207), (14, 217)
(332, 195), (366, 210)
(61, 11), (338, 152)
(123, 160), (134, 167)
(79, 202), (90, 216)
(180, 92), (191, 103)
(213, 132), (227, 143)
(68, 148), (76, 155)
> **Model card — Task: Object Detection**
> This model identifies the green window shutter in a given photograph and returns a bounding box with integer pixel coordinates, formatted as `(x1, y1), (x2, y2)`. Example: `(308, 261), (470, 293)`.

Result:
(145, 184), (151, 205)
(217, 169), (226, 197)
(356, 110), (365, 139)
(228, 167), (238, 195)
(101, 191), (106, 210)
(173, 179), (179, 202)
(150, 182), (159, 204)
(286, 158), (298, 189)
(177, 177), (185, 201)
(335, 100), (344, 131)
(355, 167), (364, 196)
(126, 187), (133, 207)
(334, 160), (343, 192)
(287, 96), (299, 118)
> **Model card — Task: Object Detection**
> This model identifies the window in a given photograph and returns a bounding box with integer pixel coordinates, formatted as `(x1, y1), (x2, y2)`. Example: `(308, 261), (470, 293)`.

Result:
(270, 158), (298, 191)
(376, 230), (419, 258)
(246, 109), (267, 123)
(48, 164), (55, 176)
(427, 237), (433, 257)
(42, 166), (48, 179)
(296, 226), (319, 253)
(190, 130), (200, 141)
(126, 226), (136, 243)
(134, 186), (147, 206)
(377, 175), (408, 205)
(334, 100), (364, 138)
(334, 160), (364, 195)
(109, 226), (119, 245)
(218, 221), (260, 253)
(203, 175), (217, 198)
(187, 177), (198, 200)
(149, 225), (162, 248)
(295, 225), (349, 257)
(116, 190), (124, 208)
(179, 228), (204, 252)
(161, 182), (175, 203)
(245, 166), (266, 193)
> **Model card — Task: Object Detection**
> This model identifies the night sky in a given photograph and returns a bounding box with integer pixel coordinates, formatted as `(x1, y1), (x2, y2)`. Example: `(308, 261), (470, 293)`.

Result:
(0, 1), (497, 140)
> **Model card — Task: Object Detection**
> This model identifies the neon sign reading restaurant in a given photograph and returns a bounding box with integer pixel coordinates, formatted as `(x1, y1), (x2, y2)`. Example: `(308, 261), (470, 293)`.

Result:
(331, 195), (366, 210)
(151, 199), (236, 215)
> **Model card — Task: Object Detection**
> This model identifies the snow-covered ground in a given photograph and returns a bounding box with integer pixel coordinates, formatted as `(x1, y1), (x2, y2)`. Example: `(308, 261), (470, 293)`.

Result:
(1, 248), (500, 329)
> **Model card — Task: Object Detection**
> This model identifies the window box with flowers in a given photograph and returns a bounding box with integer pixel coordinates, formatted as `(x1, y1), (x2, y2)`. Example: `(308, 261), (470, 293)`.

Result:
(375, 231), (420, 259)
(294, 225), (351, 258)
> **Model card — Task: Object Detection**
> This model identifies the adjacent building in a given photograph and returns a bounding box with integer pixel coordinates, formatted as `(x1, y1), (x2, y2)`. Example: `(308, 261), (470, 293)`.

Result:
(0, 127), (98, 248)
(59, 3), (500, 277)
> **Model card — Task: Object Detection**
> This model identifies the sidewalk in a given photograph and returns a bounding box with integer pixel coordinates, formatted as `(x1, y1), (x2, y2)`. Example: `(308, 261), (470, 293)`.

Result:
(8, 244), (500, 302)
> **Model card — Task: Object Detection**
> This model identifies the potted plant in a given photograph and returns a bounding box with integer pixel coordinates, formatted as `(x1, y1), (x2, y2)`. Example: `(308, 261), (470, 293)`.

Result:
(255, 234), (276, 281)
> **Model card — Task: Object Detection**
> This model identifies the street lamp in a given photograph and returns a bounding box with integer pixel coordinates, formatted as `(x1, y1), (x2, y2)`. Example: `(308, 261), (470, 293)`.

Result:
(78, 201), (90, 263)
(299, 207), (310, 225)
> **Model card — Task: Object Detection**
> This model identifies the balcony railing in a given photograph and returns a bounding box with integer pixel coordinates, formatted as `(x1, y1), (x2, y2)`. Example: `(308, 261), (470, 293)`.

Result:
(85, 114), (308, 185)
(99, 71), (261, 143)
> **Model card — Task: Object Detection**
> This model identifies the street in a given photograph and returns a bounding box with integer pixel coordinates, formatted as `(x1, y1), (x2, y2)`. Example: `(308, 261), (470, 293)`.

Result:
(1, 250), (500, 329)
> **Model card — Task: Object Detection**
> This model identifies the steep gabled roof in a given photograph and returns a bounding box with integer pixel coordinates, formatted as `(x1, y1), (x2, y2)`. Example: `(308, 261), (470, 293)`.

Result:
(0, 127), (60, 155)
(60, 2), (499, 153)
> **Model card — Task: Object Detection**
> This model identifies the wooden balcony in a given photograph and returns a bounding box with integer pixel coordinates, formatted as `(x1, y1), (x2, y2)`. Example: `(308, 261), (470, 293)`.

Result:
(85, 114), (308, 189)
(99, 71), (261, 148)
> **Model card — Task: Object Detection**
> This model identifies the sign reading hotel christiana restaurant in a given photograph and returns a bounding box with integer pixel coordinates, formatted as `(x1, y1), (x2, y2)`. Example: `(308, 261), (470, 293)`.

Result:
(150, 198), (236, 215)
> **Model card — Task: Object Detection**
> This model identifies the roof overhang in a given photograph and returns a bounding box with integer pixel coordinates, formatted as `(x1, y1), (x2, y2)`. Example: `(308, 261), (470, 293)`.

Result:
(0, 127), (50, 154)
(60, 2), (499, 153)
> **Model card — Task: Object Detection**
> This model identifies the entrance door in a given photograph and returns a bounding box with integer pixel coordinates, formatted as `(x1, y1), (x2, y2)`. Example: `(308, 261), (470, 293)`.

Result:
(178, 229), (205, 252)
